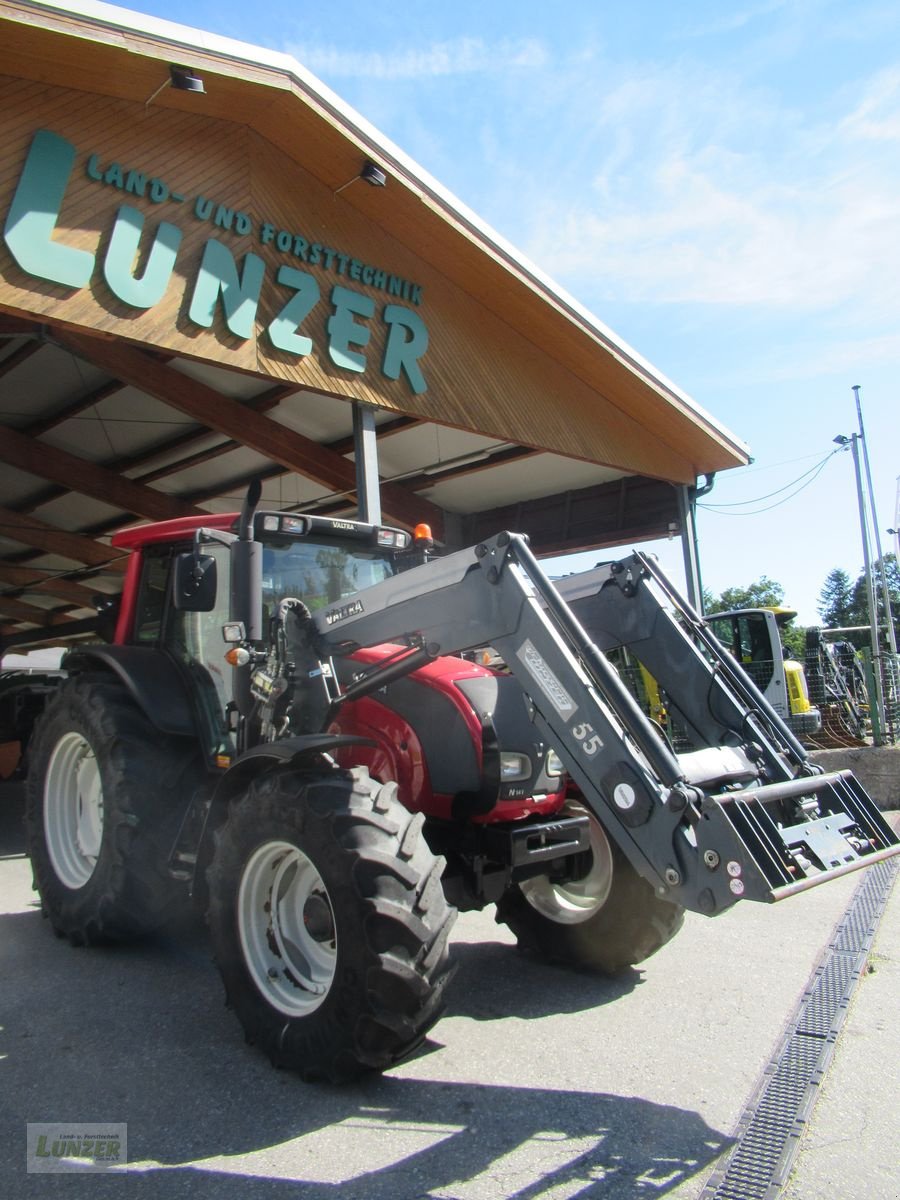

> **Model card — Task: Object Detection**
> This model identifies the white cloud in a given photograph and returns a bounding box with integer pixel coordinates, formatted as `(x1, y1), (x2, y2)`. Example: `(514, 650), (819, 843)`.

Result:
(286, 37), (547, 81)
(523, 63), (900, 313)
(679, 0), (789, 38)
(839, 66), (900, 140)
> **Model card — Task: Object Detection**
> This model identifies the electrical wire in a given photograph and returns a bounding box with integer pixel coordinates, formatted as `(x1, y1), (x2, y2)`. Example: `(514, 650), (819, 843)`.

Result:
(698, 448), (843, 516)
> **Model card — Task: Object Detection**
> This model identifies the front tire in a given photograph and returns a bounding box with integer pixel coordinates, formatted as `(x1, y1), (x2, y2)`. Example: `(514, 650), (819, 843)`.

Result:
(496, 803), (684, 974)
(207, 765), (456, 1082)
(25, 673), (200, 944)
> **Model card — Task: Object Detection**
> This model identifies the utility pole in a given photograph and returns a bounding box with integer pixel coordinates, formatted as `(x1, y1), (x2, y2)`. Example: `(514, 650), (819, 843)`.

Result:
(835, 431), (886, 743)
(853, 385), (898, 655)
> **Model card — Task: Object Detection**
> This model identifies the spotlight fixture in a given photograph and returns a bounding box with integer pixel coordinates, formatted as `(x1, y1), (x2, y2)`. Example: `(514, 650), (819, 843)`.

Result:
(145, 64), (206, 107)
(334, 159), (388, 196)
(360, 161), (387, 187)
(169, 65), (205, 93)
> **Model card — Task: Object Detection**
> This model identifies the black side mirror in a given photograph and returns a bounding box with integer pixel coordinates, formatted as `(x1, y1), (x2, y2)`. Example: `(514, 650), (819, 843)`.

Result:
(172, 552), (218, 612)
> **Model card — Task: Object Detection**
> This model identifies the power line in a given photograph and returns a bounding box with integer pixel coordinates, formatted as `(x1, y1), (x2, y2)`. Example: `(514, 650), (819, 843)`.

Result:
(699, 449), (842, 515)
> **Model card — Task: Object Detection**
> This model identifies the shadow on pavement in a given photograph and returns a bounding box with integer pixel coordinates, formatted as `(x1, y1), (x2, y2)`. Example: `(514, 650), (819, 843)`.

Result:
(447, 938), (641, 1020)
(1, 781), (728, 1198)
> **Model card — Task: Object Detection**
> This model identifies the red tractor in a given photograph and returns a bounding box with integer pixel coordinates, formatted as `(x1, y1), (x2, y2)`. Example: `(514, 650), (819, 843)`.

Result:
(21, 485), (899, 1081)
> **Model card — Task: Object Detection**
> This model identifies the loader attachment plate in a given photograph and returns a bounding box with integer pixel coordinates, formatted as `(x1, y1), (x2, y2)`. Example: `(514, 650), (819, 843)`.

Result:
(702, 769), (899, 906)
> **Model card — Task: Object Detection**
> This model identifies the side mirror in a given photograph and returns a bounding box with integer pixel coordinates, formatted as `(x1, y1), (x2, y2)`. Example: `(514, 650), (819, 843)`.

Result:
(172, 552), (218, 612)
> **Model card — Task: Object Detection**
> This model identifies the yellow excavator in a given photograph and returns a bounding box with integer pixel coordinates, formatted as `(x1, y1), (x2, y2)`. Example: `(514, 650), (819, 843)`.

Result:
(705, 607), (823, 741)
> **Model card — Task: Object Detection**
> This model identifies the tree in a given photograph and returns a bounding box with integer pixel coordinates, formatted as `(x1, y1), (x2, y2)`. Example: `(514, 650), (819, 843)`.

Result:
(705, 576), (785, 615)
(705, 576), (806, 659)
(851, 554), (900, 644)
(817, 568), (854, 629)
(817, 555), (899, 649)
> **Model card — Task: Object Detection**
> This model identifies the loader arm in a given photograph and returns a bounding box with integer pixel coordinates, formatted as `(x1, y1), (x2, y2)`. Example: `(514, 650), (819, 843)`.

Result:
(314, 532), (899, 917)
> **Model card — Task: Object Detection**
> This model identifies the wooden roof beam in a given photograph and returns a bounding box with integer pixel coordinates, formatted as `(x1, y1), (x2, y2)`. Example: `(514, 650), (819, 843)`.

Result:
(0, 423), (205, 523)
(0, 564), (102, 607)
(0, 504), (128, 571)
(0, 593), (74, 626)
(0, 338), (43, 380)
(55, 332), (445, 538)
(23, 378), (126, 438)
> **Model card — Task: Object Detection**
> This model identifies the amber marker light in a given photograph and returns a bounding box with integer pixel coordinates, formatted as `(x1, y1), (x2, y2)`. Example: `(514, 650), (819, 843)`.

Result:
(414, 523), (434, 544)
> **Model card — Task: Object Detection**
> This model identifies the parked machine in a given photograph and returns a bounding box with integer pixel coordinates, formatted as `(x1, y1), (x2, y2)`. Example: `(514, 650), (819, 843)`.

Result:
(804, 629), (870, 747)
(705, 607), (821, 740)
(14, 486), (899, 1080)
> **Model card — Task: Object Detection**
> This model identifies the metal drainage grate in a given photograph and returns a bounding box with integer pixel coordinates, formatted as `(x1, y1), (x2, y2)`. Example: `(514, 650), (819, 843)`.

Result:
(701, 857), (899, 1200)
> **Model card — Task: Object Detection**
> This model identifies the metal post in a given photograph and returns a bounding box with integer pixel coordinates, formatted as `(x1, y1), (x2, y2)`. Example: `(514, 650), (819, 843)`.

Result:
(677, 484), (704, 613)
(352, 402), (381, 526)
(849, 433), (887, 742)
(853, 385), (898, 655)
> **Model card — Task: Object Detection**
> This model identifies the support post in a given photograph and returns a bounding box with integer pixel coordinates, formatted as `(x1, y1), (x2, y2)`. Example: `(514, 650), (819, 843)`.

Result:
(352, 402), (381, 526)
(678, 482), (704, 613)
(853, 385), (898, 656)
(849, 433), (887, 743)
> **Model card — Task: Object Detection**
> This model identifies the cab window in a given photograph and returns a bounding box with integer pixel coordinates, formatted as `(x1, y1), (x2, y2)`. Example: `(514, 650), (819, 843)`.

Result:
(133, 549), (172, 644)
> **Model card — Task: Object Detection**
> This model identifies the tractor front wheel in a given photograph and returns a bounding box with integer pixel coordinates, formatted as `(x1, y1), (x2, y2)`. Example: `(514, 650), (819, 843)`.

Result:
(496, 803), (684, 974)
(207, 766), (456, 1082)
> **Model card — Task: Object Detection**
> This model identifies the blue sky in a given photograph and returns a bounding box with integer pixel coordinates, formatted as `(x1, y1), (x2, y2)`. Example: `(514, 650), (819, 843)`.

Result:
(105, 0), (900, 622)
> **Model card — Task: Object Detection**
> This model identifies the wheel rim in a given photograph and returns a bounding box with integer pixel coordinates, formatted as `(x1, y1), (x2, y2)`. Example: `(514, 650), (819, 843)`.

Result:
(43, 731), (104, 890)
(238, 840), (337, 1017)
(519, 803), (614, 925)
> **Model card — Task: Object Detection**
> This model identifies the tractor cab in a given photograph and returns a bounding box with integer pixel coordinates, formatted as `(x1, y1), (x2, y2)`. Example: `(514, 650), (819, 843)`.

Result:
(705, 606), (820, 738)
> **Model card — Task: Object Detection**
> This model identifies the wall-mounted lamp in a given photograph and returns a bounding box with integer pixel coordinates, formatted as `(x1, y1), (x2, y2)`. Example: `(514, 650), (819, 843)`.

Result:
(334, 159), (388, 196)
(145, 64), (206, 107)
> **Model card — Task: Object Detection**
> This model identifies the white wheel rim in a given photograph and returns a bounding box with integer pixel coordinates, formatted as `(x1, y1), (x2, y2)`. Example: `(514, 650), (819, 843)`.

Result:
(44, 731), (104, 890)
(519, 803), (614, 925)
(238, 841), (337, 1017)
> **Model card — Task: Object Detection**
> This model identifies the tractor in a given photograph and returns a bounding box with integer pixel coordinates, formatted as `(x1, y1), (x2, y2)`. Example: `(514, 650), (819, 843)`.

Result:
(20, 484), (899, 1080)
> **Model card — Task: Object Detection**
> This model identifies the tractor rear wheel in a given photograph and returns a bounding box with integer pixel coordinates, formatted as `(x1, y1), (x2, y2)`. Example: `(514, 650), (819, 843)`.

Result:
(496, 803), (684, 974)
(207, 765), (456, 1082)
(25, 673), (200, 944)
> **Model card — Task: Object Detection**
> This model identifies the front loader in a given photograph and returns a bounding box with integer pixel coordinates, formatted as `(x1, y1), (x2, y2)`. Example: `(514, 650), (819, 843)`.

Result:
(21, 492), (899, 1082)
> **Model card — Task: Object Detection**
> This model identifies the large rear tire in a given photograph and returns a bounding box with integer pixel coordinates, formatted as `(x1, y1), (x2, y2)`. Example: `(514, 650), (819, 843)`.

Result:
(207, 765), (456, 1082)
(496, 803), (684, 974)
(25, 673), (200, 944)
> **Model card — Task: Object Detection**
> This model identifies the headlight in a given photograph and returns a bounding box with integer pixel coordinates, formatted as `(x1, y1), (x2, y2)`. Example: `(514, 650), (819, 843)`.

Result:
(545, 749), (565, 777)
(499, 752), (531, 782)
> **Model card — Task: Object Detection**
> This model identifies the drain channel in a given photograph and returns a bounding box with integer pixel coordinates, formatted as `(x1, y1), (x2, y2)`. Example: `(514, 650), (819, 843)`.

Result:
(701, 856), (899, 1200)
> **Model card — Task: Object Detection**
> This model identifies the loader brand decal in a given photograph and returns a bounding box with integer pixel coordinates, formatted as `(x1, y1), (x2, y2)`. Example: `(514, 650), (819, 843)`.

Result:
(27, 1124), (127, 1173)
(515, 639), (577, 721)
(2, 129), (429, 394)
(324, 599), (365, 626)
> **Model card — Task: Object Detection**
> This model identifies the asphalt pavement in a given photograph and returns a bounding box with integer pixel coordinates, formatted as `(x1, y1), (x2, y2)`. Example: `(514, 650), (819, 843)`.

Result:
(1, 780), (897, 1199)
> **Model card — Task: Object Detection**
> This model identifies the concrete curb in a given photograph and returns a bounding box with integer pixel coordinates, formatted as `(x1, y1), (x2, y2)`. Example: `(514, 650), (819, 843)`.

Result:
(808, 746), (900, 811)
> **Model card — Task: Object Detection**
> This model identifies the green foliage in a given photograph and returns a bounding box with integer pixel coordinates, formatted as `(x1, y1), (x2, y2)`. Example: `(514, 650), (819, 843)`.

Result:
(817, 567), (854, 628)
(705, 576), (785, 615)
(705, 575), (806, 660)
(779, 621), (806, 660)
(817, 554), (900, 649)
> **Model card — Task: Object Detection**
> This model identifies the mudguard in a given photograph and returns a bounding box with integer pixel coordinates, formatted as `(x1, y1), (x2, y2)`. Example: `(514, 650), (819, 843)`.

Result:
(63, 645), (197, 737)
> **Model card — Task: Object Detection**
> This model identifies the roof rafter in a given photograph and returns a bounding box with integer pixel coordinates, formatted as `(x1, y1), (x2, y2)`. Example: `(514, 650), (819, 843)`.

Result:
(0, 593), (73, 626)
(54, 332), (445, 538)
(0, 423), (205, 523)
(0, 504), (128, 571)
(0, 564), (102, 607)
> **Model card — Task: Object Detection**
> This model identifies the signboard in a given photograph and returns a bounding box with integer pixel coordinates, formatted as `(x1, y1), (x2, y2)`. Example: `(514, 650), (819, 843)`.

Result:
(2, 128), (429, 394)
